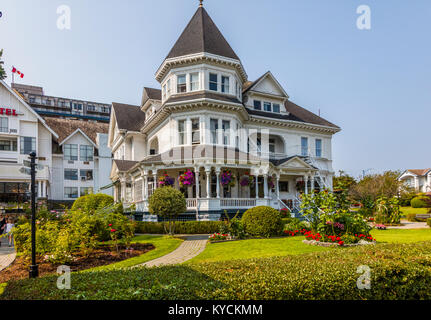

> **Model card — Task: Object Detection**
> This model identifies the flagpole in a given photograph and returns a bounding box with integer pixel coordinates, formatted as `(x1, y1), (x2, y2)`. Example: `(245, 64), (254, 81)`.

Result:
(12, 66), (14, 86)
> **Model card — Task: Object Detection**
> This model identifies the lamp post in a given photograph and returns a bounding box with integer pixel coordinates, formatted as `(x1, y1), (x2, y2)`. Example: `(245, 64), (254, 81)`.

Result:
(29, 152), (38, 278)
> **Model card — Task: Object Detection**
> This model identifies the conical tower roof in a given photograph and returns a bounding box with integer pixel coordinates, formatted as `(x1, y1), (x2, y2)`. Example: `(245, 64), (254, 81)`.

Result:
(166, 6), (240, 61)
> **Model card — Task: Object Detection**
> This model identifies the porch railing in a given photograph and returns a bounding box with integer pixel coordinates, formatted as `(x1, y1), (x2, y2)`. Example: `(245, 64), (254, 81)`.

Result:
(186, 198), (198, 208)
(220, 198), (257, 208)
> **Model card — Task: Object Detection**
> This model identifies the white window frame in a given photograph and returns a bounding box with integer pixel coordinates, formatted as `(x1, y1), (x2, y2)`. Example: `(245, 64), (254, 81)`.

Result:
(190, 73), (199, 92)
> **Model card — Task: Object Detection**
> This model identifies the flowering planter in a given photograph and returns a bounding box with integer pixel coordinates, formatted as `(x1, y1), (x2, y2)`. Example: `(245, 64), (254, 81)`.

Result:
(303, 239), (376, 247)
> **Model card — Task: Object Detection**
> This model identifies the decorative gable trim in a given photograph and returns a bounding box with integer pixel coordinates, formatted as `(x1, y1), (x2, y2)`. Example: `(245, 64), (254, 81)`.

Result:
(244, 71), (289, 99)
(59, 128), (98, 148)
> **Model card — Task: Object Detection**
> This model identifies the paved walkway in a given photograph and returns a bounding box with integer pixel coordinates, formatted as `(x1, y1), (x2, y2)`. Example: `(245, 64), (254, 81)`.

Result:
(138, 235), (208, 268)
(0, 236), (16, 272)
(387, 220), (429, 230)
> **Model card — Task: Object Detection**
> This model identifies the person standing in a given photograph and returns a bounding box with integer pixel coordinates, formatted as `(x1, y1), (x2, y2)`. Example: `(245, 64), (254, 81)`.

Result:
(5, 218), (15, 247)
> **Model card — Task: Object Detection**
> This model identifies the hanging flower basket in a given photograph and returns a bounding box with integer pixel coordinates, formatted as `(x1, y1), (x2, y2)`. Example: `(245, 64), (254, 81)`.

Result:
(178, 170), (195, 187)
(159, 173), (175, 187)
(220, 170), (236, 187)
(240, 171), (254, 187)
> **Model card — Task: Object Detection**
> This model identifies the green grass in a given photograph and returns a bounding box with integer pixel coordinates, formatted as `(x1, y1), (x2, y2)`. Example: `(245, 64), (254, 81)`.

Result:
(85, 235), (183, 271)
(186, 236), (329, 264)
(371, 228), (431, 243)
(400, 206), (429, 216)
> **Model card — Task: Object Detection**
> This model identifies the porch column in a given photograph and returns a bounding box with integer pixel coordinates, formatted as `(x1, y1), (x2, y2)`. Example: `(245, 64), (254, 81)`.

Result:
(142, 173), (148, 200)
(304, 175), (309, 195)
(216, 169), (221, 198)
(264, 175), (269, 199)
(153, 170), (158, 190)
(206, 170), (211, 199)
(131, 177), (135, 202)
(37, 181), (42, 198)
(41, 181), (45, 198)
(120, 178), (126, 202)
(276, 175), (280, 199)
(255, 174), (259, 199)
(311, 176), (315, 192)
(195, 168), (200, 199)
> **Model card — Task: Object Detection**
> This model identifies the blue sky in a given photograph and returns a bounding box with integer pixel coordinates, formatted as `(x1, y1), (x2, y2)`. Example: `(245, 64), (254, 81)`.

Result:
(1, 0), (430, 178)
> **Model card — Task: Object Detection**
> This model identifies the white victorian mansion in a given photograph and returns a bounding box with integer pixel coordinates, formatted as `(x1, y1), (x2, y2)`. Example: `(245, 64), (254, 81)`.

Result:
(108, 3), (341, 220)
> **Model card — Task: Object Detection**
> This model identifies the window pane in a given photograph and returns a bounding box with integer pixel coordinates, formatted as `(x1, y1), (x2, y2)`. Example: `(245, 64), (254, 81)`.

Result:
(177, 75), (187, 93)
(64, 144), (78, 160)
(209, 73), (218, 91)
(301, 137), (308, 156)
(316, 139), (322, 157)
(221, 76), (230, 93)
(80, 145), (94, 161)
(64, 169), (78, 180)
(210, 119), (218, 144)
(178, 120), (186, 145)
(0, 118), (8, 133)
(253, 100), (262, 110)
(80, 170), (93, 181)
(20, 137), (36, 155)
(65, 187), (79, 199)
(222, 120), (230, 145)
(273, 104), (280, 113)
(264, 102), (272, 112)
(190, 73), (199, 91)
(192, 118), (200, 144)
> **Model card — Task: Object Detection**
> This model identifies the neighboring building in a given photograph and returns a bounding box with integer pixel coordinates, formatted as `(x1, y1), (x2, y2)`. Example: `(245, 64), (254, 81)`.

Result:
(12, 83), (111, 122)
(0, 80), (58, 203)
(44, 118), (113, 201)
(108, 4), (341, 220)
(399, 169), (431, 193)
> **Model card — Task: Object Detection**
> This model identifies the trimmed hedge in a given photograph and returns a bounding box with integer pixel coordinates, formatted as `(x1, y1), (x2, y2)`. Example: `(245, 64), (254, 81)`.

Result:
(242, 206), (283, 238)
(134, 221), (223, 235)
(411, 196), (429, 208)
(71, 194), (116, 212)
(2, 242), (431, 300)
(428, 219), (431, 228)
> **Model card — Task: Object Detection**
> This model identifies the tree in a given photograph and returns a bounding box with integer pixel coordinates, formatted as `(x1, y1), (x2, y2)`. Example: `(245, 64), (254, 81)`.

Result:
(349, 171), (404, 210)
(148, 187), (186, 235)
(333, 171), (356, 192)
(0, 49), (6, 81)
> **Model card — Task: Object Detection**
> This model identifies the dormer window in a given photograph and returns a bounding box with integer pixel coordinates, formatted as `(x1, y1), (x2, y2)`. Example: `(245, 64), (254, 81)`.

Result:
(190, 73), (199, 91)
(209, 73), (218, 91)
(264, 102), (272, 112)
(253, 100), (262, 110)
(177, 75), (187, 93)
(221, 76), (230, 93)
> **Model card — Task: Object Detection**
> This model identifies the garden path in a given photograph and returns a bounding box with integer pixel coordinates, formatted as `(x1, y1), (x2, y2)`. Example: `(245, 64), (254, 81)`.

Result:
(387, 220), (429, 230)
(0, 237), (16, 272)
(137, 235), (208, 267)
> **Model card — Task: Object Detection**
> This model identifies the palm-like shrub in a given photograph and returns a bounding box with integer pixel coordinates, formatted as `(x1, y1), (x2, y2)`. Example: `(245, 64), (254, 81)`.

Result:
(148, 187), (187, 235)
(241, 206), (283, 238)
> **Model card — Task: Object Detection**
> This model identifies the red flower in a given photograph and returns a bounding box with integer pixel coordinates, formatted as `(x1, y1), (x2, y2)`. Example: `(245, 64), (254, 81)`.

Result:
(338, 241), (344, 246)
(110, 229), (117, 233)
(108, 224), (112, 227)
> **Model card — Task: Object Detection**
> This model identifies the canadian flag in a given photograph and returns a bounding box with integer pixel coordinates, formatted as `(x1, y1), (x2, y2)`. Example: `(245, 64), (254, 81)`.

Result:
(12, 66), (24, 78)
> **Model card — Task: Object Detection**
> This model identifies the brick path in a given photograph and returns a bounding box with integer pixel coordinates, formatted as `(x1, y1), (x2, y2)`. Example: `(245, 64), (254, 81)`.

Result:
(138, 235), (208, 268)
(0, 237), (16, 272)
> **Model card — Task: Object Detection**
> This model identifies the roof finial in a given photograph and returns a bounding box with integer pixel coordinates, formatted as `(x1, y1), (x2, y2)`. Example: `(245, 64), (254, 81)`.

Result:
(199, 0), (203, 7)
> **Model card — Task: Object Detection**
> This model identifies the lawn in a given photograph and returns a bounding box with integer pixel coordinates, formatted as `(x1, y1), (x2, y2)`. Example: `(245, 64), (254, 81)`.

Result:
(88, 235), (183, 271)
(371, 228), (431, 243)
(186, 236), (329, 264)
(400, 206), (429, 216)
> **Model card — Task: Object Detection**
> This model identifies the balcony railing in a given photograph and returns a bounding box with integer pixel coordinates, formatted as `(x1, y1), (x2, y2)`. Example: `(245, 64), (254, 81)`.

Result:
(220, 198), (257, 208)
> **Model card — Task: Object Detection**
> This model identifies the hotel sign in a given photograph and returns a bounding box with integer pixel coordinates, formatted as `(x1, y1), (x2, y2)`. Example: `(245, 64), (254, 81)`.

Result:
(0, 108), (22, 116)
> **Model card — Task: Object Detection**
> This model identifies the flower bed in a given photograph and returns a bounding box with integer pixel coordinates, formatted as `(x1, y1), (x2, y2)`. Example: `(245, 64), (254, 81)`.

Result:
(208, 233), (229, 242)
(374, 224), (387, 230)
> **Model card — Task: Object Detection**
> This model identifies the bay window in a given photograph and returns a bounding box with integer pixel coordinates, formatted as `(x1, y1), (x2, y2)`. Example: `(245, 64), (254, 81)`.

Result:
(210, 119), (218, 144)
(222, 120), (230, 145)
(192, 118), (200, 144)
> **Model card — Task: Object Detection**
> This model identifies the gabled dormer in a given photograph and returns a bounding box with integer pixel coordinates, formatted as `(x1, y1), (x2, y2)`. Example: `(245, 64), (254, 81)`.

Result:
(243, 71), (289, 115)
(141, 87), (162, 121)
(156, 4), (247, 104)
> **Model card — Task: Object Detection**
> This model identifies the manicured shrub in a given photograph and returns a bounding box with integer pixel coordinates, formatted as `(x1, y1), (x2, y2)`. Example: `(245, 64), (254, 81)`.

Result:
(3, 242), (431, 300)
(241, 206), (283, 238)
(71, 194), (116, 212)
(428, 218), (431, 227)
(134, 221), (223, 235)
(411, 196), (430, 208)
(148, 187), (186, 235)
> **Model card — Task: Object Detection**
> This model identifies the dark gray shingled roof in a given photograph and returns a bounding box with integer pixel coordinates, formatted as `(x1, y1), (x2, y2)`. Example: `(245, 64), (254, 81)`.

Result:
(165, 91), (242, 105)
(142, 87), (161, 105)
(166, 7), (240, 60)
(112, 102), (146, 132)
(113, 160), (139, 172)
